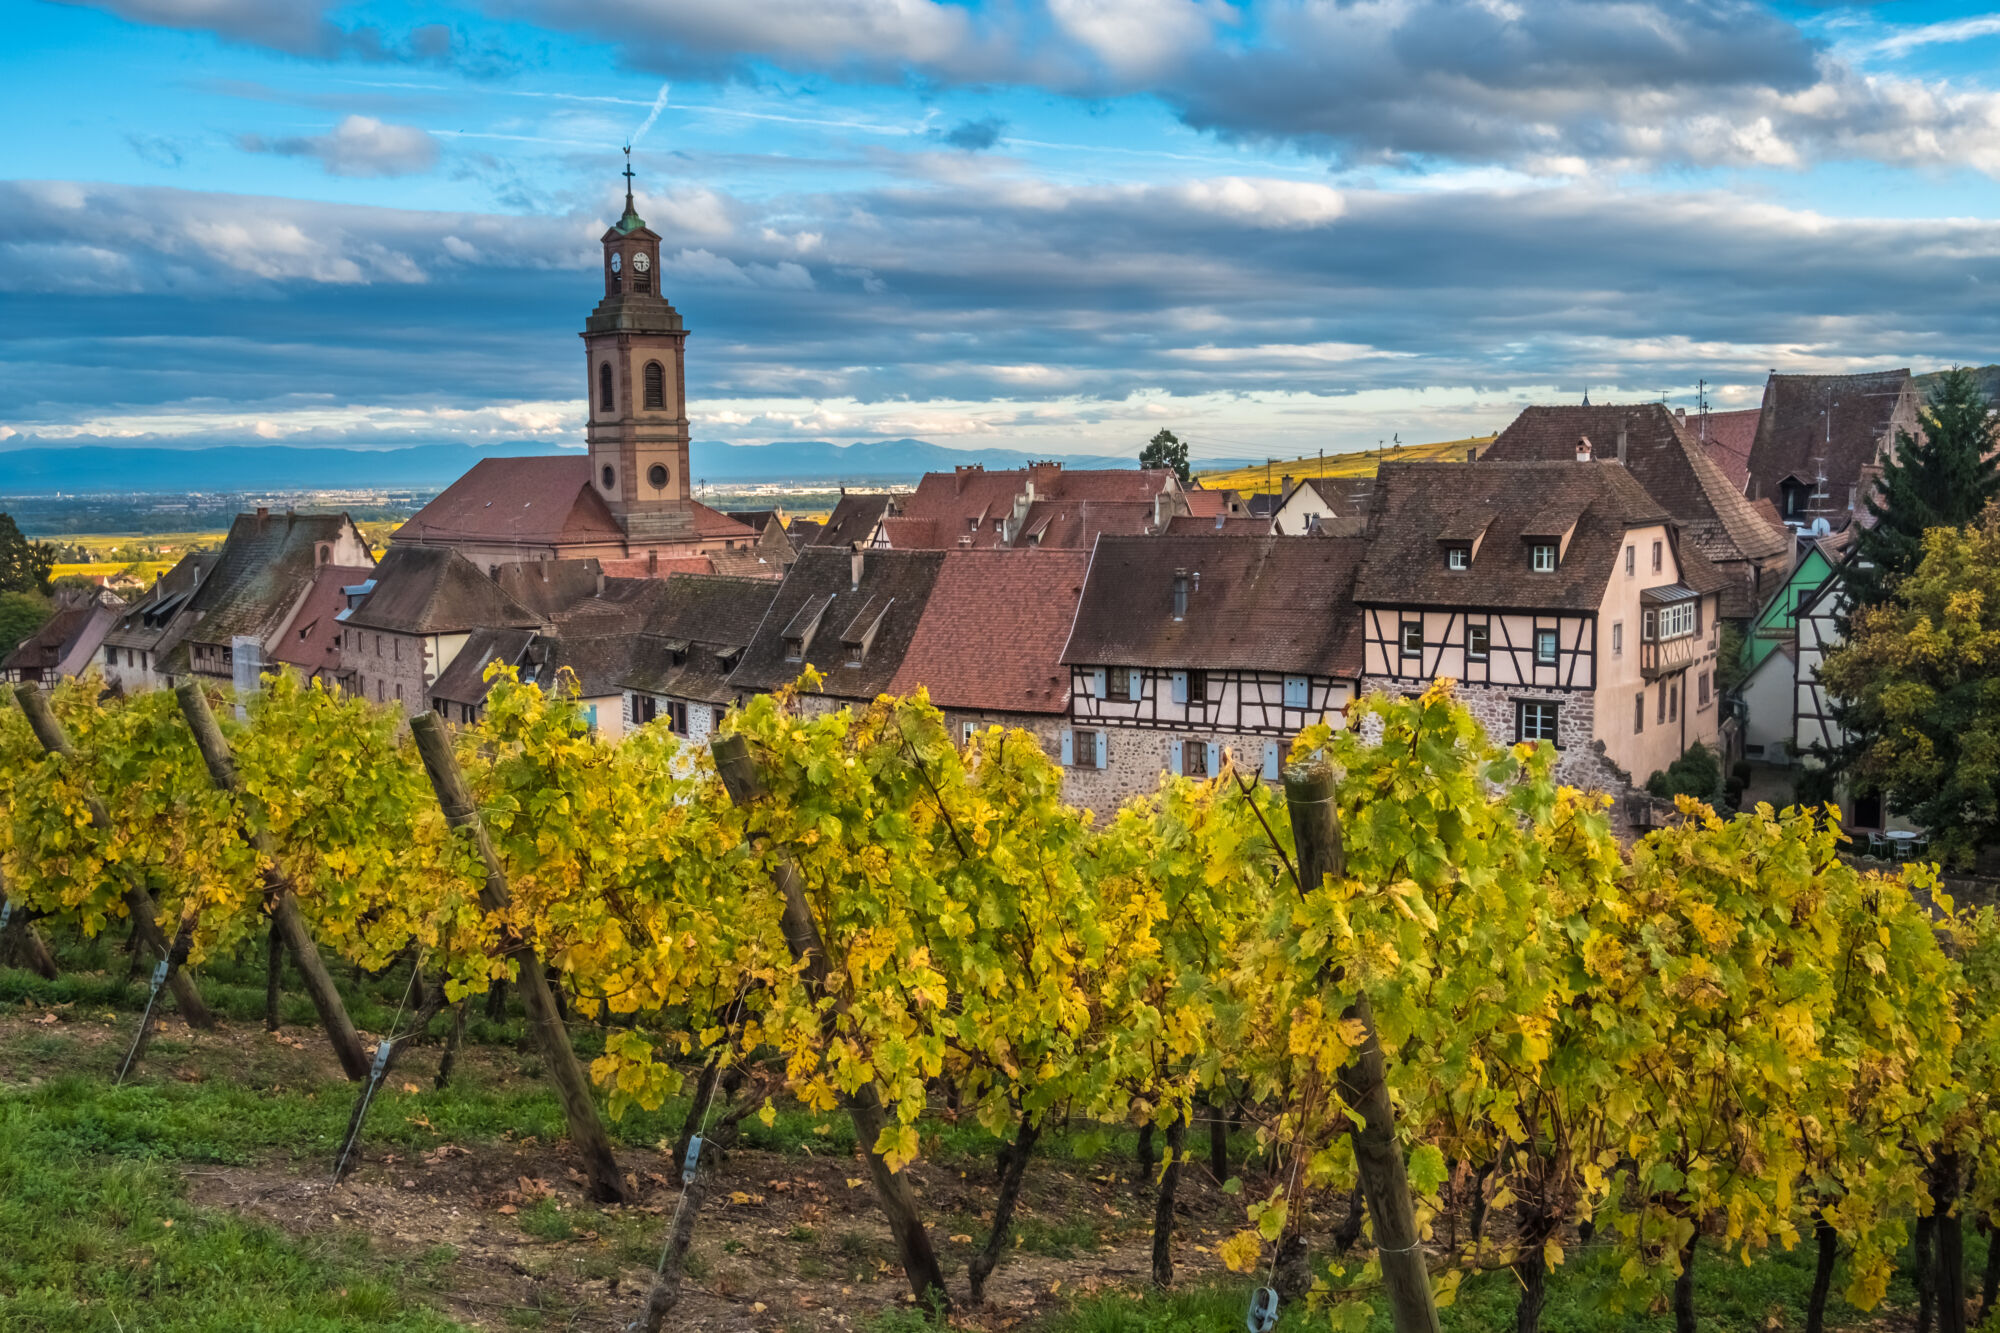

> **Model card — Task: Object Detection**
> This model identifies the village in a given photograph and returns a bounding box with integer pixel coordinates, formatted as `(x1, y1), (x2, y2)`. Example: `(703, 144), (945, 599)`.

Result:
(0, 182), (1932, 850)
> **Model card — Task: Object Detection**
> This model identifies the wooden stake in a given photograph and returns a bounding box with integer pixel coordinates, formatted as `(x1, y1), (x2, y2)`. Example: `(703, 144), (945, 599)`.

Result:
(0, 874), (60, 981)
(710, 732), (951, 1314)
(174, 681), (371, 1079)
(409, 712), (630, 1205)
(13, 684), (215, 1029)
(1283, 759), (1440, 1333)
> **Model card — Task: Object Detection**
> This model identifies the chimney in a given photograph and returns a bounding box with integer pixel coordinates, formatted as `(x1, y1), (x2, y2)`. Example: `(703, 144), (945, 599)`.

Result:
(595, 572), (606, 597)
(1280, 474), (1294, 496)
(1466, 447), (1478, 463)
(1575, 436), (1593, 462)
(1616, 425), (1629, 465)
(255, 505), (269, 524)
(1153, 490), (1170, 529)
(1675, 407), (1687, 424)
(850, 543), (865, 590)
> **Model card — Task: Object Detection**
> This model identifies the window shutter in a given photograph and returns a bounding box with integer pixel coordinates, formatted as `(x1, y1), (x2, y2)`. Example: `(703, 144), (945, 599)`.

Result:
(1094, 731), (1107, 770)
(1091, 668), (1107, 699)
(1129, 669), (1143, 699)
(1061, 729), (1074, 766)
(1284, 675), (1308, 708)
(1263, 740), (1280, 781)
(1169, 739), (1183, 775)
(1171, 671), (1188, 705)
(1206, 741), (1221, 775)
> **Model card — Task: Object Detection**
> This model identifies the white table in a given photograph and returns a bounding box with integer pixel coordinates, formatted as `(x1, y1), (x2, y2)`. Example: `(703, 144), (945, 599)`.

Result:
(1884, 830), (1920, 860)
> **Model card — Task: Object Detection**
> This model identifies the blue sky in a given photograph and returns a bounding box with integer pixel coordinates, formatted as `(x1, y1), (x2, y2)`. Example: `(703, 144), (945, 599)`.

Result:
(5, 0), (2000, 463)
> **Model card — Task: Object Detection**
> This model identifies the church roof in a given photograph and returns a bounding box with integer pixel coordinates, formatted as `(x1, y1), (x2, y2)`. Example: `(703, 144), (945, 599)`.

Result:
(395, 456), (627, 550)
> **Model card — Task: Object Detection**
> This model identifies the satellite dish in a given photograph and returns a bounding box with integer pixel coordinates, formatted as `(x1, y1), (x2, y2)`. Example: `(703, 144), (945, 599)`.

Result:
(1810, 517), (1832, 537)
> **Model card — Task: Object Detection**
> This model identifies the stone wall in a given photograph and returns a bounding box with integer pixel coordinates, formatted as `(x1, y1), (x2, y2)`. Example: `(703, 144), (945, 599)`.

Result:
(1359, 677), (1628, 804)
(344, 627), (432, 715)
(1060, 724), (1281, 818)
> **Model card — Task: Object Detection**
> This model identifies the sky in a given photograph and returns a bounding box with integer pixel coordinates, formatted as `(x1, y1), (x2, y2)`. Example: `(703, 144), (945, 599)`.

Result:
(4, 1), (2000, 464)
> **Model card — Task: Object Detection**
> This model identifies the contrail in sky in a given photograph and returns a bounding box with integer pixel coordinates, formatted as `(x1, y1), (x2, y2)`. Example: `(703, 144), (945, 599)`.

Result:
(630, 82), (672, 146)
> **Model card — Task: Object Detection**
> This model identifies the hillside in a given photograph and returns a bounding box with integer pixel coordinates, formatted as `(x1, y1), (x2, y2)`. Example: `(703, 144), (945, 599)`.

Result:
(1196, 435), (1495, 493)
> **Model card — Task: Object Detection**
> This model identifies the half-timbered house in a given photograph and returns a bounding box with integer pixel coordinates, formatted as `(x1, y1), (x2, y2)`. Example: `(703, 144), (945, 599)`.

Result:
(1355, 461), (1727, 801)
(1059, 535), (1367, 810)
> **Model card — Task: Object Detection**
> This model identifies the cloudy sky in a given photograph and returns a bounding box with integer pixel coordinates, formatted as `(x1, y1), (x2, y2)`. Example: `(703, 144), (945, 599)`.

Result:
(5, 0), (2000, 463)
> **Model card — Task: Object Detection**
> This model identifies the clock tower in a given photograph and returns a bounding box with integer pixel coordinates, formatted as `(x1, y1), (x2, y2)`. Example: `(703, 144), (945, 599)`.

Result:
(582, 152), (694, 542)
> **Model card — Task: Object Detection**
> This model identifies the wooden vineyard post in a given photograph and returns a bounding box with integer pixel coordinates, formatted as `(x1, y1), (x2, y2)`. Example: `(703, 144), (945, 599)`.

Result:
(0, 871), (60, 981)
(1283, 759), (1440, 1333)
(710, 732), (952, 1315)
(12, 684), (215, 1030)
(408, 712), (631, 1205)
(175, 681), (373, 1081)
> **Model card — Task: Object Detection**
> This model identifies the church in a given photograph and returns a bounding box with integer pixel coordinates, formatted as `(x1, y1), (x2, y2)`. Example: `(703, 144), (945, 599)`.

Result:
(392, 167), (759, 572)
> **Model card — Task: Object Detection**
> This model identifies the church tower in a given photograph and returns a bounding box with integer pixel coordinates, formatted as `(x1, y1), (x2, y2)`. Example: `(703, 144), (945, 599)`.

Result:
(582, 153), (694, 542)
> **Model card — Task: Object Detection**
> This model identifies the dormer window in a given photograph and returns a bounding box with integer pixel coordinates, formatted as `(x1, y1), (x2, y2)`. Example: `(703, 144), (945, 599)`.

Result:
(1445, 546), (1469, 571)
(1530, 543), (1556, 572)
(783, 635), (805, 662)
(1172, 570), (1190, 620)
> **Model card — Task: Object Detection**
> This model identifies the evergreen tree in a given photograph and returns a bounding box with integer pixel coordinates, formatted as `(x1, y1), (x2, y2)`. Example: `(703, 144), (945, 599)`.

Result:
(1139, 429), (1191, 486)
(1843, 367), (2000, 615)
(0, 513), (55, 596)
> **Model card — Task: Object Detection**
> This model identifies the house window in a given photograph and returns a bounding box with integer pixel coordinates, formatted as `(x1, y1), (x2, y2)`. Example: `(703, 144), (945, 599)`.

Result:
(1071, 729), (1099, 768)
(1699, 671), (1712, 707)
(644, 361), (665, 410)
(1851, 791), (1884, 831)
(633, 695), (658, 725)
(1654, 601), (1695, 640)
(1108, 669), (1135, 702)
(1642, 609), (1656, 641)
(1284, 675), (1309, 708)
(1400, 621), (1423, 659)
(1624, 545), (1634, 575)
(649, 463), (668, 488)
(665, 699), (689, 734)
(1186, 669), (1207, 703)
(1446, 546), (1468, 571)
(1516, 701), (1559, 745)
(1535, 629), (1558, 666)
(1669, 680), (1678, 723)
(599, 362), (614, 412)
(1183, 740), (1210, 777)
(1467, 623), (1490, 662)
(1634, 693), (1645, 734)
(783, 635), (804, 662)
(1612, 621), (1623, 656)
(1658, 684), (1667, 725)
(1651, 540), (1663, 572)
(1530, 544), (1556, 572)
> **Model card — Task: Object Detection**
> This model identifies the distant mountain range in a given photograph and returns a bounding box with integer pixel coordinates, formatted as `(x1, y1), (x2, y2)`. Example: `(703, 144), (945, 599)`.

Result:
(0, 439), (1265, 495)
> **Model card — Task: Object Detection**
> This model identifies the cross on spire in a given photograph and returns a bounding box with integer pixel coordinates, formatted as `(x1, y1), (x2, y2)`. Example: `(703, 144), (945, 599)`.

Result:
(622, 144), (635, 210)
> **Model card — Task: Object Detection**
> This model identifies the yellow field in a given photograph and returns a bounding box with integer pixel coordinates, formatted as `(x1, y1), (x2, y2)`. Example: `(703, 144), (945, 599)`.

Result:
(1197, 434), (1496, 492)
(53, 561), (178, 585)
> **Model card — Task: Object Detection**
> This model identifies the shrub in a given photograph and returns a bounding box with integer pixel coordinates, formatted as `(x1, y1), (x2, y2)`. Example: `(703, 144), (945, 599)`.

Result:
(1645, 742), (1723, 803)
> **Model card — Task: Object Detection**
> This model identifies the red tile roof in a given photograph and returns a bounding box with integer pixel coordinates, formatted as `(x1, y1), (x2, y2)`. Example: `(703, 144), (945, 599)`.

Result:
(889, 465), (1178, 549)
(598, 554), (719, 578)
(1692, 408), (1760, 491)
(889, 550), (1089, 716)
(392, 455), (757, 549)
(1183, 489), (1232, 518)
(270, 564), (372, 674)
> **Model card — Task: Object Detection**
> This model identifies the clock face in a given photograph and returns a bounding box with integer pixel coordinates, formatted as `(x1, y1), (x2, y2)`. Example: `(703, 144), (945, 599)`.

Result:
(632, 251), (652, 274)
(609, 253), (622, 274)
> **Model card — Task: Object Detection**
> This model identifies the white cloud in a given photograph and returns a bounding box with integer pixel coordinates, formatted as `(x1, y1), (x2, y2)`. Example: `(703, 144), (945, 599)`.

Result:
(240, 114), (440, 177)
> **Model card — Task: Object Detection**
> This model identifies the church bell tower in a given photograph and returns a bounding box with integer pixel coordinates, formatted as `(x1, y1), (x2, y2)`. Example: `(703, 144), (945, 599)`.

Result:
(582, 150), (694, 542)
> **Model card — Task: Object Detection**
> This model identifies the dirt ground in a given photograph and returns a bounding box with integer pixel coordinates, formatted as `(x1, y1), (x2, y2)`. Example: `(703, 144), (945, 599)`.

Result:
(5, 1007), (1263, 1331)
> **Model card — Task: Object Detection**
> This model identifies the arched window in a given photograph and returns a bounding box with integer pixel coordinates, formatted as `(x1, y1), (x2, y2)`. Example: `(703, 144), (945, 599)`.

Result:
(602, 465), (616, 491)
(598, 362), (614, 413)
(644, 361), (665, 410)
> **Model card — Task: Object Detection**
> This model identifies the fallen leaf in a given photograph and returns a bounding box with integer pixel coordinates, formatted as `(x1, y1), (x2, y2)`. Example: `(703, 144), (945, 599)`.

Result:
(949, 1234), (973, 1243)
(401, 1082), (419, 1094)
(497, 1204), (518, 1215)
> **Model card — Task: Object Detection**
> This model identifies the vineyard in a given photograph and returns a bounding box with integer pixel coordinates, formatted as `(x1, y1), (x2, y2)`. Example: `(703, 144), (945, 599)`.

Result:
(1, 668), (1996, 1333)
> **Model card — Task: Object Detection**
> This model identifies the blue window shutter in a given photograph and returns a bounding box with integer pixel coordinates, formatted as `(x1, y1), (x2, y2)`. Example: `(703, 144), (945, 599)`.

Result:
(1206, 741), (1221, 774)
(1061, 729), (1074, 766)
(1169, 739), (1183, 775)
(1171, 671), (1188, 705)
(1263, 740), (1280, 781)
(1285, 675), (1308, 708)
(1095, 731), (1107, 769)
(1128, 669), (1143, 698)
(1092, 668), (1107, 698)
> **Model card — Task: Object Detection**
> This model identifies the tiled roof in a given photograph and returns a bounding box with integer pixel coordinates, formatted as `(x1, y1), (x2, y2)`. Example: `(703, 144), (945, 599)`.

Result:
(890, 466), (1176, 550)
(394, 456), (626, 548)
(788, 519), (823, 546)
(811, 493), (904, 548)
(1356, 461), (1669, 612)
(494, 559), (606, 617)
(345, 545), (542, 635)
(1062, 535), (1368, 677)
(889, 550), (1088, 716)
(729, 547), (946, 698)
(100, 550), (219, 654)
(3, 605), (90, 675)
(1183, 489), (1233, 518)
(1692, 408), (1760, 491)
(597, 553), (719, 579)
(168, 512), (371, 663)
(690, 501), (761, 541)
(1164, 514), (1275, 536)
(429, 627), (537, 706)
(1484, 404), (1788, 571)
(622, 574), (783, 703)
(884, 499), (1163, 550)
(1746, 370), (1915, 505)
(270, 564), (371, 674)
(1294, 476), (1377, 517)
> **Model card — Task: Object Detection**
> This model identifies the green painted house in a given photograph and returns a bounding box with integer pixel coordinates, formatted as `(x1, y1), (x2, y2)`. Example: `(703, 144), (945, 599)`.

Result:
(1742, 537), (1836, 675)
